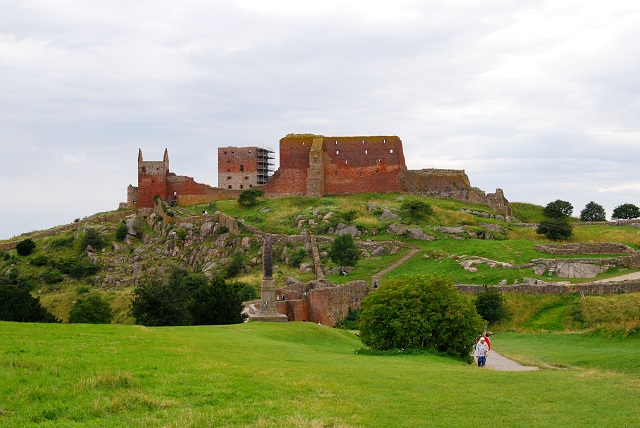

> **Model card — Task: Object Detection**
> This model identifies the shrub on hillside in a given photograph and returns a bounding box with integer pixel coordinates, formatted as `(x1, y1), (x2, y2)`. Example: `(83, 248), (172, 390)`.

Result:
(48, 235), (75, 249)
(16, 239), (36, 256)
(537, 219), (573, 240)
(400, 200), (433, 222)
(288, 248), (307, 267)
(580, 201), (606, 222)
(68, 295), (113, 324)
(359, 276), (483, 362)
(0, 285), (58, 323)
(80, 228), (105, 251)
(474, 286), (507, 325)
(238, 189), (264, 207)
(115, 222), (128, 242)
(55, 256), (99, 279)
(229, 281), (258, 302)
(225, 253), (245, 278)
(131, 277), (192, 326)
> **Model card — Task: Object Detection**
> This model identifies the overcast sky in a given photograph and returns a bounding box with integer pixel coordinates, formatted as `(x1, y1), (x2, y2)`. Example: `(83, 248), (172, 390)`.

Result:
(1, 0), (639, 239)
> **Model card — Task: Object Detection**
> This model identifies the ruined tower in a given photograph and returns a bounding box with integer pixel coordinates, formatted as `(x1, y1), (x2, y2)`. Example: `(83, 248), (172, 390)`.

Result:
(218, 147), (274, 190)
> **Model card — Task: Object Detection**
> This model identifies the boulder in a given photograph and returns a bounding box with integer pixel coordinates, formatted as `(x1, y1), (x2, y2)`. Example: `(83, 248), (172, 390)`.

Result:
(372, 246), (389, 257)
(381, 208), (401, 220)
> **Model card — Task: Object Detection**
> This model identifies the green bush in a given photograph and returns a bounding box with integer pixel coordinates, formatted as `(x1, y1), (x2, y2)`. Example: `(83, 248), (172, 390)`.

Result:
(79, 228), (105, 251)
(48, 235), (75, 249)
(537, 219), (573, 240)
(31, 255), (49, 266)
(16, 239), (36, 256)
(187, 275), (247, 325)
(225, 254), (245, 278)
(359, 275), (483, 362)
(0, 285), (58, 323)
(68, 295), (113, 324)
(474, 286), (507, 325)
(400, 200), (433, 222)
(115, 222), (128, 241)
(41, 269), (64, 284)
(229, 281), (259, 302)
(55, 257), (99, 279)
(238, 189), (264, 207)
(335, 307), (361, 330)
(288, 248), (307, 267)
(612, 203), (640, 220)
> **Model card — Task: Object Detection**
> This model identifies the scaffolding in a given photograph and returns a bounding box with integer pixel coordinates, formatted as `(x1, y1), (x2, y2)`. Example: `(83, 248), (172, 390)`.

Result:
(256, 147), (275, 185)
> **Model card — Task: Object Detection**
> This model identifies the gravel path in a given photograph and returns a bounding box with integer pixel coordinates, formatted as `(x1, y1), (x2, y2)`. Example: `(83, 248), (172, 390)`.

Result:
(482, 351), (538, 371)
(592, 271), (640, 283)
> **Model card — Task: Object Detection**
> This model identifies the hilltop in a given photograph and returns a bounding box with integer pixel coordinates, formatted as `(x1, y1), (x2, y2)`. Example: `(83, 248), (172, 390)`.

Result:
(1, 193), (640, 328)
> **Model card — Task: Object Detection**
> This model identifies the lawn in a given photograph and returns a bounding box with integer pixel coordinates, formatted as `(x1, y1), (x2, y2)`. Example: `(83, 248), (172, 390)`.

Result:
(1, 321), (639, 427)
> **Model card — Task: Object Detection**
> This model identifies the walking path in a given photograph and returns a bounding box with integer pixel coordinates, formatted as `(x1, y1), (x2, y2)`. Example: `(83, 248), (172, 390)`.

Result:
(483, 351), (538, 371)
(371, 247), (419, 286)
(592, 271), (640, 283)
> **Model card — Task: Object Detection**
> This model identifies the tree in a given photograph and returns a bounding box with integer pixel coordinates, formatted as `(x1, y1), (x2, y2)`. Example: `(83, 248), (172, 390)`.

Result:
(328, 234), (360, 272)
(68, 295), (113, 324)
(237, 189), (264, 207)
(187, 275), (247, 325)
(340, 210), (359, 224)
(474, 286), (506, 325)
(16, 239), (36, 256)
(400, 200), (433, 222)
(543, 200), (573, 218)
(225, 253), (245, 278)
(0, 285), (58, 323)
(580, 201), (606, 222)
(359, 276), (483, 362)
(130, 277), (192, 326)
(612, 203), (640, 220)
(537, 218), (573, 240)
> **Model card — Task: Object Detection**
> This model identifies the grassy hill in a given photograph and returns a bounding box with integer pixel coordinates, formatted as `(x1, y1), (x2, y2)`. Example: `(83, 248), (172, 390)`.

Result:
(1, 193), (640, 327)
(1, 321), (639, 427)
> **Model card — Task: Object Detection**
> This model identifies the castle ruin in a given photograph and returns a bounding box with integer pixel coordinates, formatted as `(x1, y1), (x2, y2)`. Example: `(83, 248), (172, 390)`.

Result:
(128, 134), (511, 216)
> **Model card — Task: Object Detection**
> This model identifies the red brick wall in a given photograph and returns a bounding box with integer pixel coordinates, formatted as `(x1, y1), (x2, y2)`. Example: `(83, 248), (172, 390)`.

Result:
(218, 147), (262, 190)
(137, 174), (167, 208)
(265, 136), (406, 196)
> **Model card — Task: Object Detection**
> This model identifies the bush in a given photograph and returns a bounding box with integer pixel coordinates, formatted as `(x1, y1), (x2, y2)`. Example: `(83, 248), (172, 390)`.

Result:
(115, 222), (128, 242)
(543, 200), (573, 218)
(0, 285), (58, 323)
(49, 235), (75, 249)
(335, 307), (361, 330)
(229, 281), (259, 302)
(80, 228), (105, 251)
(31, 255), (49, 266)
(68, 295), (113, 324)
(474, 286), (507, 325)
(41, 269), (64, 284)
(537, 218), (573, 240)
(55, 256), (99, 279)
(238, 189), (264, 207)
(580, 201), (606, 222)
(225, 253), (245, 278)
(359, 276), (483, 362)
(340, 210), (359, 224)
(400, 200), (433, 222)
(16, 239), (36, 256)
(288, 248), (307, 267)
(612, 203), (640, 220)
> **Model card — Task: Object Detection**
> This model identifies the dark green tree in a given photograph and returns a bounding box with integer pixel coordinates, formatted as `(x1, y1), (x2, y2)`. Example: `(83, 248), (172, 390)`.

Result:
(68, 295), (113, 324)
(229, 281), (258, 302)
(474, 286), (507, 325)
(0, 285), (58, 323)
(237, 189), (264, 207)
(400, 200), (433, 222)
(543, 200), (573, 218)
(359, 276), (483, 362)
(612, 203), (640, 220)
(16, 239), (36, 256)
(580, 201), (606, 222)
(130, 277), (192, 326)
(187, 275), (247, 325)
(537, 218), (573, 240)
(328, 234), (360, 272)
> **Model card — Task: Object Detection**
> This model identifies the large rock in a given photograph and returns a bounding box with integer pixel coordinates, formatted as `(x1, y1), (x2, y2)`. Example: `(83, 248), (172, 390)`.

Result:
(555, 262), (603, 278)
(372, 246), (389, 257)
(381, 208), (401, 220)
(407, 228), (436, 241)
(336, 225), (359, 236)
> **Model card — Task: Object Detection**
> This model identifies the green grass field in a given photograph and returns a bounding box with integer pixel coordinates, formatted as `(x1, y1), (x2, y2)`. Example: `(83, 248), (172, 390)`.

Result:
(1, 321), (639, 427)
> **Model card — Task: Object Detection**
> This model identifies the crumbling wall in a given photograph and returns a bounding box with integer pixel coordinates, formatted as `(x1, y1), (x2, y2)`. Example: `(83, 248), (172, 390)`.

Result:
(457, 280), (640, 295)
(218, 147), (262, 190)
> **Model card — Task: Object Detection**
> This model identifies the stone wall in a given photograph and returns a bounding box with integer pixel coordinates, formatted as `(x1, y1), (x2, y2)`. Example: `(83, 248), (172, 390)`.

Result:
(457, 280), (640, 295)
(218, 146), (262, 190)
(278, 279), (370, 326)
(534, 243), (636, 255)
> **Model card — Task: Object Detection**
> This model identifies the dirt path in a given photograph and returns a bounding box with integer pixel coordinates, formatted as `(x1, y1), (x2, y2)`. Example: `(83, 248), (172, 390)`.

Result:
(371, 248), (419, 286)
(592, 271), (640, 283)
(482, 351), (538, 371)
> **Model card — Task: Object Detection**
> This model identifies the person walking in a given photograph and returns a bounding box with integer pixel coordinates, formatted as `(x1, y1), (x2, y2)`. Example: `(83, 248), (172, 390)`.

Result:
(473, 336), (489, 367)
